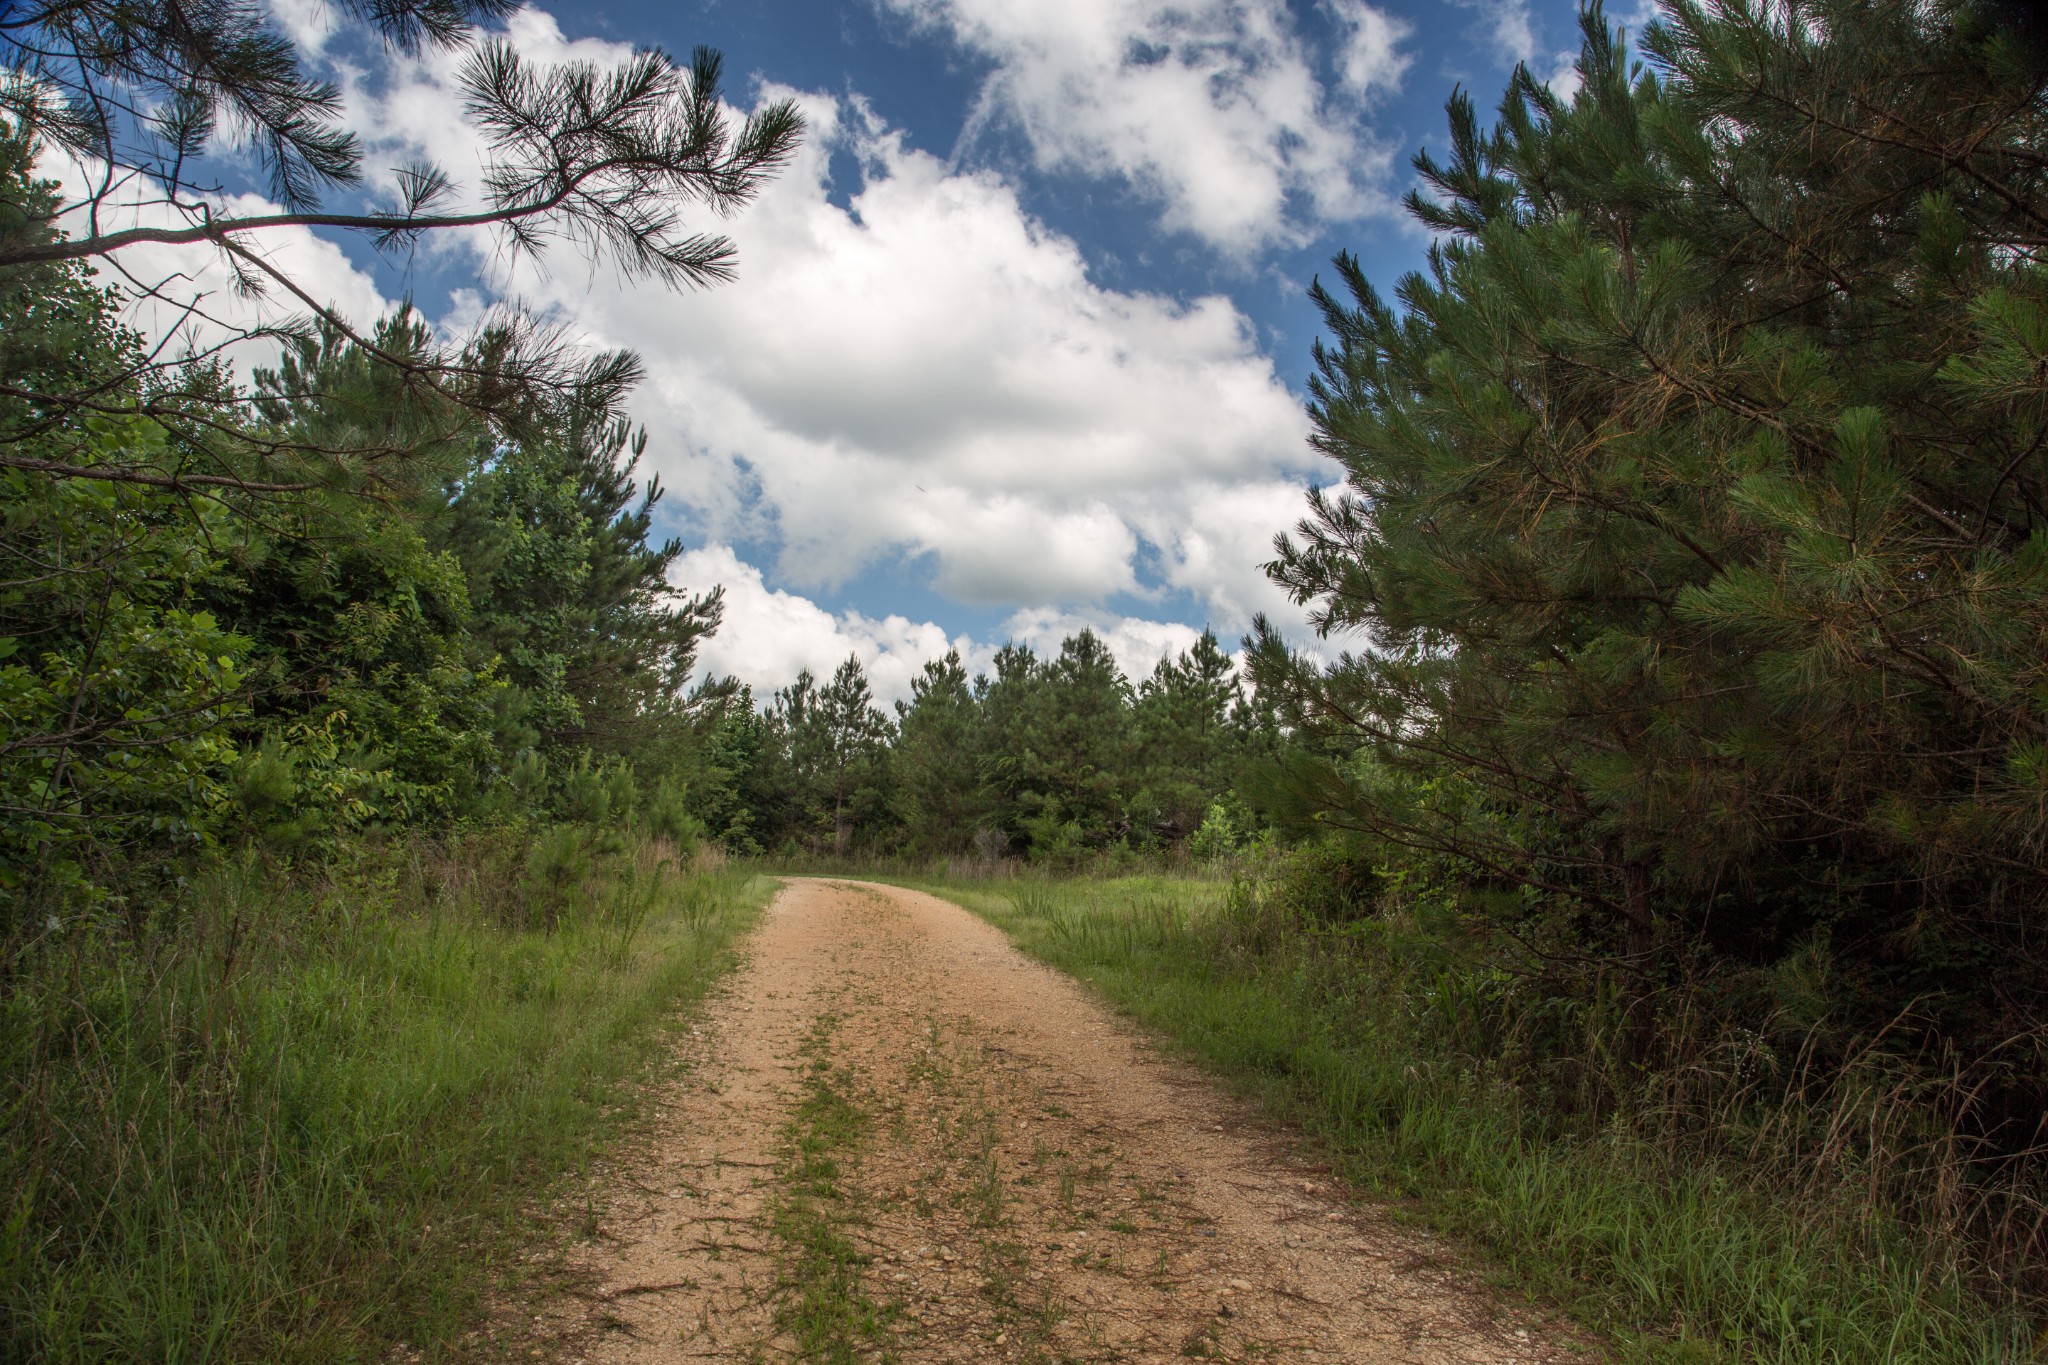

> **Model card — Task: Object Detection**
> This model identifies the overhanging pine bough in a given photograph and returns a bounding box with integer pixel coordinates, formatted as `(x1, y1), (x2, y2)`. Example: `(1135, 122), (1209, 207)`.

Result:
(0, 0), (802, 493)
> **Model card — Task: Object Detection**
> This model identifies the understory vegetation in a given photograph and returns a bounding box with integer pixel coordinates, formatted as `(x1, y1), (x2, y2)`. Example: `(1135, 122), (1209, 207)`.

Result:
(0, 2), (799, 1357)
(813, 2), (2048, 1355)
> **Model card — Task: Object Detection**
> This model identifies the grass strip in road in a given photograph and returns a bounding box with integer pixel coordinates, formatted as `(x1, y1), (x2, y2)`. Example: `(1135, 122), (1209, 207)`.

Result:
(900, 874), (2035, 1365)
(1, 835), (775, 1364)
(768, 1013), (897, 1363)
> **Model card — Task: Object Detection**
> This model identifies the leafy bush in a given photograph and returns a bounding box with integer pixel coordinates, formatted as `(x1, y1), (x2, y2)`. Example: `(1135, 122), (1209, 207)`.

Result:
(1264, 839), (1382, 925)
(523, 822), (595, 928)
(1187, 801), (1244, 861)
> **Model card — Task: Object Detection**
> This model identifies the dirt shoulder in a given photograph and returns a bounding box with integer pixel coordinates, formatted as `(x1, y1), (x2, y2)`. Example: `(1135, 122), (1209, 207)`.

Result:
(499, 878), (1594, 1364)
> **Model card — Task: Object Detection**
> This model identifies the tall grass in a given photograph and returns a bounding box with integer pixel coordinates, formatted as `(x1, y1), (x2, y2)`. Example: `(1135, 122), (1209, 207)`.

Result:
(908, 874), (2039, 1365)
(0, 831), (774, 1363)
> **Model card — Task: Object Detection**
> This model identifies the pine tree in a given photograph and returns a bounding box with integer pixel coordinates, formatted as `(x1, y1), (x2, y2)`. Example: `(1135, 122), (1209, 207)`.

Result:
(444, 408), (721, 759)
(749, 658), (891, 854)
(972, 642), (1044, 847)
(0, 1), (802, 494)
(240, 319), (722, 802)
(892, 651), (988, 855)
(750, 669), (824, 852)
(1016, 632), (1132, 853)
(1251, 0), (2048, 1067)
(816, 656), (893, 855)
(1134, 631), (1242, 842)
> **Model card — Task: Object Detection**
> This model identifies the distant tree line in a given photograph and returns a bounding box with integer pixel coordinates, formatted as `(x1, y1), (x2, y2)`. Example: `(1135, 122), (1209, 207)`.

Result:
(730, 630), (1273, 862)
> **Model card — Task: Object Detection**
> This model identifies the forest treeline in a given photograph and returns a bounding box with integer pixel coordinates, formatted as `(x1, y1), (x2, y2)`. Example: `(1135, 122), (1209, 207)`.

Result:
(6, 0), (2048, 1356)
(731, 633), (1266, 862)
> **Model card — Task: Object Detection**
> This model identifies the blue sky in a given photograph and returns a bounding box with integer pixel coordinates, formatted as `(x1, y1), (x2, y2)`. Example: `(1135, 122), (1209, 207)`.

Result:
(90, 0), (1642, 699)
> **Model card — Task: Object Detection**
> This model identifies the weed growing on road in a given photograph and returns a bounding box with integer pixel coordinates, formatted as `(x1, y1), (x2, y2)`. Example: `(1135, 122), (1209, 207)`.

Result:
(768, 1014), (897, 1362)
(881, 1018), (1086, 1363)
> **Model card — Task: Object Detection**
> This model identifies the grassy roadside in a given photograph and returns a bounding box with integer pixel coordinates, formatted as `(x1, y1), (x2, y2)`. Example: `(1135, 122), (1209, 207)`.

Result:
(1, 834), (775, 1363)
(895, 874), (2036, 1365)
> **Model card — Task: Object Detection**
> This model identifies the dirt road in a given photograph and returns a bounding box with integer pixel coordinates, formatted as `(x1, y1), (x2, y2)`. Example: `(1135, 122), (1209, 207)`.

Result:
(513, 878), (1588, 1364)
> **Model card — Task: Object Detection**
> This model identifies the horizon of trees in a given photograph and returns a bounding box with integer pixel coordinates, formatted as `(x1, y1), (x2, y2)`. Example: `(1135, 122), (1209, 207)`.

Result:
(730, 628), (1271, 860)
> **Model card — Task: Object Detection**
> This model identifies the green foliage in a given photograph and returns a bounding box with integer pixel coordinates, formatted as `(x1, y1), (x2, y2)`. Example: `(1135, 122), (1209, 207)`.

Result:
(0, 5), (803, 1355)
(557, 751), (619, 827)
(524, 822), (596, 926)
(1017, 797), (1089, 870)
(0, 147), (262, 897)
(643, 777), (708, 853)
(0, 0), (804, 497)
(1133, 632), (1247, 840)
(890, 651), (988, 854)
(1013, 631), (1132, 843)
(750, 629), (1269, 865)
(0, 0), (798, 892)
(224, 720), (391, 854)
(0, 428), (252, 896)
(1186, 800), (1248, 862)
(440, 406), (723, 761)
(746, 656), (895, 855)
(1263, 839), (1381, 925)
(0, 293), (750, 899)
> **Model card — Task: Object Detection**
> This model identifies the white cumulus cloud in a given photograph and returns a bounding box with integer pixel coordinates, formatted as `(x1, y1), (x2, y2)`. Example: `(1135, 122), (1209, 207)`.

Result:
(327, 15), (1324, 632)
(612, 88), (1322, 626)
(998, 607), (1216, 685)
(66, 6), (1337, 692)
(879, 0), (1407, 254)
(1326, 0), (1413, 98)
(1449, 0), (1585, 95)
(675, 546), (1251, 704)
(675, 545), (986, 704)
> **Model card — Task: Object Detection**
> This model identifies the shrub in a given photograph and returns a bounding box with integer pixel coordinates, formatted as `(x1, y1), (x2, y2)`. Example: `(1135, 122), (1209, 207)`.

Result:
(1268, 839), (1382, 925)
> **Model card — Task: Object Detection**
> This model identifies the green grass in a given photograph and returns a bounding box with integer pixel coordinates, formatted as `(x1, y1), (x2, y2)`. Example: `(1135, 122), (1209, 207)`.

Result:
(1, 834), (775, 1363)
(767, 1012), (895, 1363)
(894, 874), (2038, 1365)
